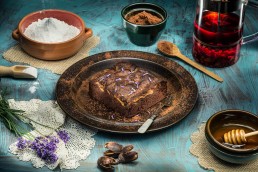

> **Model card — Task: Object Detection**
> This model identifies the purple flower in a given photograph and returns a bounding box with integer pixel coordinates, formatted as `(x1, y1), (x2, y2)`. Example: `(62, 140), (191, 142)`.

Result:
(44, 152), (58, 164)
(45, 141), (58, 152)
(36, 148), (44, 158)
(16, 131), (69, 164)
(37, 149), (58, 164)
(50, 136), (59, 144)
(57, 130), (70, 143)
(29, 136), (59, 164)
(16, 137), (27, 150)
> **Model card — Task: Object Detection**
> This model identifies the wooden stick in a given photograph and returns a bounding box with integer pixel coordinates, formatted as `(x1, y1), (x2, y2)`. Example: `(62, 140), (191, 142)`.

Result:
(177, 53), (223, 82)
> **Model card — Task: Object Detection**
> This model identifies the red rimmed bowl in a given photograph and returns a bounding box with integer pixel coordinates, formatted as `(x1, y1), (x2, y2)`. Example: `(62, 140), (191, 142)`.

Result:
(12, 9), (93, 60)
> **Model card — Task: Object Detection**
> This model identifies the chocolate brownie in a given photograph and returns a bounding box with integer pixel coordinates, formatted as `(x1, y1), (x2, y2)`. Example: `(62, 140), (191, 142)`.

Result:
(89, 62), (167, 117)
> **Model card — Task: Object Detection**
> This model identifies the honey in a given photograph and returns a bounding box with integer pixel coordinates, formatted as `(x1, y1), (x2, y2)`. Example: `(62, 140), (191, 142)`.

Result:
(213, 124), (258, 149)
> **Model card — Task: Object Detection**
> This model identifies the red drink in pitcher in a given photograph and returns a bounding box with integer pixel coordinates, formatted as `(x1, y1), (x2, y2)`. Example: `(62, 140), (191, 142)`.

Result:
(193, 11), (243, 68)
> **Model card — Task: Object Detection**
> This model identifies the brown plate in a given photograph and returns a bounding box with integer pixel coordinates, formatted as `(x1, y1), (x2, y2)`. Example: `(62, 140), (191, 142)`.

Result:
(56, 50), (198, 133)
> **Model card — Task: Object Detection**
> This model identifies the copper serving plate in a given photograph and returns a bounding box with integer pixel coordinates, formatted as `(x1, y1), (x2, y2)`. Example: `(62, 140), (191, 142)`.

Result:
(56, 50), (198, 133)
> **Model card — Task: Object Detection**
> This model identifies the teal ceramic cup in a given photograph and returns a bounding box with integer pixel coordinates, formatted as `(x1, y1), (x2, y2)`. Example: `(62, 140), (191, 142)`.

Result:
(121, 3), (167, 46)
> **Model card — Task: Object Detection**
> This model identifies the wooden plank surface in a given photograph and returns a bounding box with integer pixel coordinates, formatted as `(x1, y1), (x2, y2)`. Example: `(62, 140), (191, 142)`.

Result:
(0, 0), (258, 171)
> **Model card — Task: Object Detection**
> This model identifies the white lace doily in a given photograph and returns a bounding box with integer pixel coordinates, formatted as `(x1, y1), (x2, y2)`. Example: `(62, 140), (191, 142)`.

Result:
(8, 99), (97, 170)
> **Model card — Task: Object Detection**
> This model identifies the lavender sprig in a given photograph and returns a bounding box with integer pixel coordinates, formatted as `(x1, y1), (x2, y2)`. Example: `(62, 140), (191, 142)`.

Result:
(57, 130), (70, 143)
(17, 137), (30, 149)
(16, 130), (70, 164)
(0, 89), (71, 164)
(30, 136), (59, 164)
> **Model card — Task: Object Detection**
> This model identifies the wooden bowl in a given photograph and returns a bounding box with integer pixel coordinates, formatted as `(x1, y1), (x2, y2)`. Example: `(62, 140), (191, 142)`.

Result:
(205, 110), (258, 164)
(12, 9), (93, 60)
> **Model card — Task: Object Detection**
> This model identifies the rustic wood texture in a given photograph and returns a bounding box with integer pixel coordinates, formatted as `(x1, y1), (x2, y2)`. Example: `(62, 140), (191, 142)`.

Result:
(0, 0), (258, 171)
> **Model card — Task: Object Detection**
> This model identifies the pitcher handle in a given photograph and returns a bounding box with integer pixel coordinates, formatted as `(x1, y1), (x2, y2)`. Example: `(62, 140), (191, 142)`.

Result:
(243, 32), (258, 45)
(242, 1), (258, 44)
(248, 1), (258, 8)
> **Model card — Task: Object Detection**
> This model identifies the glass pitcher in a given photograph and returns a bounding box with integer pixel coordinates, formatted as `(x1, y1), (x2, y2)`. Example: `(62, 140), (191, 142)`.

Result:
(192, 0), (258, 68)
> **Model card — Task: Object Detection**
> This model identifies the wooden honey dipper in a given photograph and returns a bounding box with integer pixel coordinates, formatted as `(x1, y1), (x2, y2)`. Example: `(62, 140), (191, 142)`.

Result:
(223, 129), (258, 145)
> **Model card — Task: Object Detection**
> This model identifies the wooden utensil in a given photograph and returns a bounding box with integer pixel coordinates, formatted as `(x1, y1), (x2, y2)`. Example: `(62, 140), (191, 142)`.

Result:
(0, 65), (37, 79)
(223, 129), (258, 145)
(157, 40), (223, 82)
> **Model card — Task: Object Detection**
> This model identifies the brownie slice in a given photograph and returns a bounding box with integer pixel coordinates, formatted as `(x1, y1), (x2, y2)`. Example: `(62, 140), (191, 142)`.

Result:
(89, 62), (167, 117)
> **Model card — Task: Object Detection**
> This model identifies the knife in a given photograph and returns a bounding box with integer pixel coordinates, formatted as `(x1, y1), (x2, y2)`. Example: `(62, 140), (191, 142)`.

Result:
(137, 95), (173, 134)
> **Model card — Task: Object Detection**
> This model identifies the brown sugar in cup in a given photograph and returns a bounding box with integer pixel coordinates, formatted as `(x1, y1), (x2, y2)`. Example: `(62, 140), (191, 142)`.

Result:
(126, 10), (163, 25)
(12, 9), (93, 60)
(121, 3), (167, 46)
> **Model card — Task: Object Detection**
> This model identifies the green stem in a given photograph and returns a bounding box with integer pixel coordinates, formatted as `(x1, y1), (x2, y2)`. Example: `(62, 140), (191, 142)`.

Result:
(16, 114), (56, 130)
(0, 89), (57, 140)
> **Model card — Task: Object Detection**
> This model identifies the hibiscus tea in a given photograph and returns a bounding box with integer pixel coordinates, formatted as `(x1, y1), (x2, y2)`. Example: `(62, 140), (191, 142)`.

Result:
(192, 11), (243, 68)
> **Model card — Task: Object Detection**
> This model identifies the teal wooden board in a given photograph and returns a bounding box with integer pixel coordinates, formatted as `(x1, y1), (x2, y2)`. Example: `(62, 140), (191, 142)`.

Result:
(0, 0), (258, 171)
